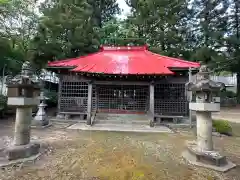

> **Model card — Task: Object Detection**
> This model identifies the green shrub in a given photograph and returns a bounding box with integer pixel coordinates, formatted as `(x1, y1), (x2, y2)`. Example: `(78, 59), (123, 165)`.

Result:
(0, 95), (7, 109)
(220, 90), (236, 98)
(44, 90), (58, 107)
(0, 95), (7, 116)
(213, 120), (232, 135)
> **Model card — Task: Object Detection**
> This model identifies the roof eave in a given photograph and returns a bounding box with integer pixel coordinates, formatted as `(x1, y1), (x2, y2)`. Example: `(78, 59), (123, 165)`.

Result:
(169, 67), (199, 71)
(46, 66), (76, 69)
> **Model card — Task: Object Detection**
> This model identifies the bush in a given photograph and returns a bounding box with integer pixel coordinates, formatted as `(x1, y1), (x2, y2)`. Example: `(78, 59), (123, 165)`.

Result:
(220, 90), (236, 98)
(44, 90), (58, 107)
(0, 95), (7, 117)
(220, 90), (237, 107)
(0, 95), (7, 108)
(213, 120), (232, 136)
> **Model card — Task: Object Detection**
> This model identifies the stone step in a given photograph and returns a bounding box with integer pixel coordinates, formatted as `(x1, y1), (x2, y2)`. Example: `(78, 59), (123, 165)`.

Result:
(91, 123), (151, 128)
(95, 113), (149, 121)
(94, 120), (150, 125)
(49, 118), (86, 123)
(94, 113), (151, 125)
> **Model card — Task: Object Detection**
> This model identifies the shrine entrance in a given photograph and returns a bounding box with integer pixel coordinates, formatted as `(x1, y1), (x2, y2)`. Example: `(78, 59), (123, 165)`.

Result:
(96, 84), (149, 113)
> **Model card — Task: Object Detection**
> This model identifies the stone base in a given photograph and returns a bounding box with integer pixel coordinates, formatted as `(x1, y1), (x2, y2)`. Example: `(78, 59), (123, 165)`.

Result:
(56, 114), (65, 119)
(31, 121), (52, 129)
(183, 141), (236, 172)
(0, 153), (41, 168)
(4, 143), (40, 161)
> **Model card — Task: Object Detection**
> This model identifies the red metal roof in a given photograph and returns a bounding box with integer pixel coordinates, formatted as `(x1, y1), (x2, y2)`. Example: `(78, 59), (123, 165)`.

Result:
(48, 46), (200, 75)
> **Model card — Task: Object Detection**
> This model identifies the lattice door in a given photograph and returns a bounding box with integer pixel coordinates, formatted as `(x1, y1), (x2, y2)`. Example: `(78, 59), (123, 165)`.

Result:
(154, 83), (188, 116)
(97, 85), (149, 113)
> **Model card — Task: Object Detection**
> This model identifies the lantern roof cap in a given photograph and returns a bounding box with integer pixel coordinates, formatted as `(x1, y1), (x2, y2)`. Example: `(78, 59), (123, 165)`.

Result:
(186, 65), (225, 92)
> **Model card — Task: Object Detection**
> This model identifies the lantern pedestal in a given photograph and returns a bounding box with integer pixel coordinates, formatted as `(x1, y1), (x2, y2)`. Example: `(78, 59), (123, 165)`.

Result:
(183, 65), (236, 172)
(0, 62), (41, 167)
(0, 100), (41, 167)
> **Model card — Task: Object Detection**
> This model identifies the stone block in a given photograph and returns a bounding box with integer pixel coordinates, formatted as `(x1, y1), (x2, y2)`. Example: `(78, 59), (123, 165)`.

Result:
(32, 119), (49, 127)
(189, 102), (220, 112)
(8, 97), (39, 106)
(31, 120), (51, 129)
(4, 143), (40, 161)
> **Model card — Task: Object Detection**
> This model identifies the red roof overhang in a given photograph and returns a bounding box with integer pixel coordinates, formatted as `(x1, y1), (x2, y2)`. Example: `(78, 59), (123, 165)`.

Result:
(48, 46), (200, 75)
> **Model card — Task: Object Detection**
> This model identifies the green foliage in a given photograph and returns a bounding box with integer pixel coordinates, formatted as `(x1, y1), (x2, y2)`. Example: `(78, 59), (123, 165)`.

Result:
(220, 90), (236, 98)
(30, 0), (102, 71)
(44, 90), (58, 107)
(126, 0), (191, 58)
(0, 0), (38, 75)
(0, 94), (7, 111)
(213, 120), (232, 135)
(89, 0), (120, 28)
(0, 0), (239, 98)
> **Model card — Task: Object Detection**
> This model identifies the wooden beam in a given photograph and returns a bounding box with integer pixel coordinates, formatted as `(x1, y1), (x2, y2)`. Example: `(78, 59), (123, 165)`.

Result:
(94, 81), (150, 85)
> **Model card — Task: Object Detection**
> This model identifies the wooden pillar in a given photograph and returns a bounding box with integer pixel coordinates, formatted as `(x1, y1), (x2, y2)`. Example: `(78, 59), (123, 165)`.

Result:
(87, 82), (93, 125)
(150, 83), (154, 114)
(57, 74), (62, 117)
(188, 68), (193, 128)
(96, 86), (99, 111)
(149, 82), (155, 127)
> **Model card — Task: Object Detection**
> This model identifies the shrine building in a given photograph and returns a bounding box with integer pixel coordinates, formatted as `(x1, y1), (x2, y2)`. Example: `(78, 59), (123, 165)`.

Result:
(47, 45), (200, 126)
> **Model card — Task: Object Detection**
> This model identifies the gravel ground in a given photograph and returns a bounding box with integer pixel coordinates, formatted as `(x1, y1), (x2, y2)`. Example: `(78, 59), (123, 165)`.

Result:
(0, 117), (239, 180)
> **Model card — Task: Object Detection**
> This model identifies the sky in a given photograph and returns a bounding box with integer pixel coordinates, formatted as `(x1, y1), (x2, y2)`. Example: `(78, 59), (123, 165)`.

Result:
(117, 0), (131, 19)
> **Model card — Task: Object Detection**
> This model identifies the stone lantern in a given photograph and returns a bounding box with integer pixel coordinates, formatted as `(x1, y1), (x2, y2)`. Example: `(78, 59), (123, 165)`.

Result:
(0, 62), (40, 165)
(32, 77), (50, 128)
(183, 65), (235, 172)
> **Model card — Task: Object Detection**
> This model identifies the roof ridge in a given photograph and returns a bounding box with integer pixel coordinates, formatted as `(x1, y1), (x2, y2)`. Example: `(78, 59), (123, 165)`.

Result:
(101, 45), (148, 51)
